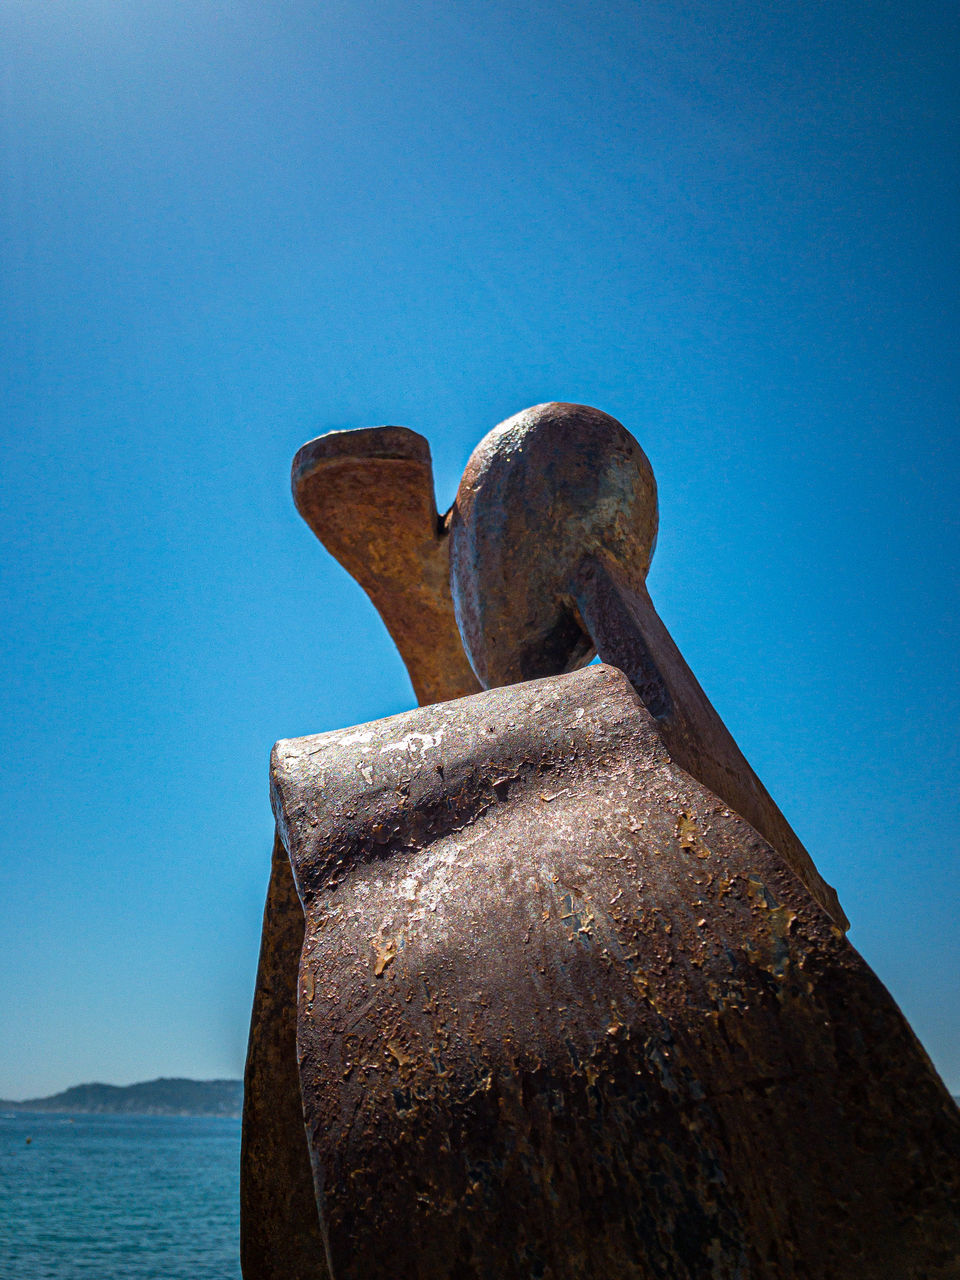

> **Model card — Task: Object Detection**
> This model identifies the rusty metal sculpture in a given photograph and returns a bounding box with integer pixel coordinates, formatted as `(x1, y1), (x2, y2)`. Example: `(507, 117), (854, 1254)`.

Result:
(448, 403), (845, 930)
(292, 427), (479, 708)
(243, 404), (960, 1280)
(276, 667), (960, 1279)
(242, 428), (478, 1280)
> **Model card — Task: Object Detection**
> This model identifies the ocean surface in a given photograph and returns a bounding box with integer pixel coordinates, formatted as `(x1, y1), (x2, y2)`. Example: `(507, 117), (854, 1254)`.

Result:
(0, 1112), (241, 1280)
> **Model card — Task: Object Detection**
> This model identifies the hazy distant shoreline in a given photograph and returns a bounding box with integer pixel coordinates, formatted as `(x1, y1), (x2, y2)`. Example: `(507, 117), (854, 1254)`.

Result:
(1, 1077), (242, 1118)
(4, 1078), (956, 1122)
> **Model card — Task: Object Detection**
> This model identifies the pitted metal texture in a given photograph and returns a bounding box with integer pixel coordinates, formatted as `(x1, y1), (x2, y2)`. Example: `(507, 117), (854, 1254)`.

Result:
(273, 665), (960, 1280)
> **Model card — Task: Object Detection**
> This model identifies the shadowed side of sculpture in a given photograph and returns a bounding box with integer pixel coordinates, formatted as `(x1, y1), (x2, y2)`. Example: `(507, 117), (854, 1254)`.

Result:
(241, 429), (479, 1280)
(449, 402), (847, 930)
(241, 832), (325, 1280)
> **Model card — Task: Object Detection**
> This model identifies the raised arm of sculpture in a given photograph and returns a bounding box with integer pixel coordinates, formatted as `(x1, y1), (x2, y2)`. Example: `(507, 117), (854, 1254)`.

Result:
(292, 426), (480, 707)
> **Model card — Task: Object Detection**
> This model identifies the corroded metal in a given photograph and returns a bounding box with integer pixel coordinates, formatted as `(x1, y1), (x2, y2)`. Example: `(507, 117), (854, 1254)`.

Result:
(249, 404), (955, 1277)
(292, 426), (480, 707)
(242, 428), (478, 1280)
(274, 665), (960, 1279)
(241, 832), (326, 1280)
(449, 402), (847, 930)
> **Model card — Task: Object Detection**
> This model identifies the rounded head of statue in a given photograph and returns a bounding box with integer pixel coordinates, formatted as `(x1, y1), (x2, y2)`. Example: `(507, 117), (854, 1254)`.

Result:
(449, 402), (658, 689)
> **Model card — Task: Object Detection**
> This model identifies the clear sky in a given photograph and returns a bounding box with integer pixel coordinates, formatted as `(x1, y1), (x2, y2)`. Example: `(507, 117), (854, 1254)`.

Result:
(1, 0), (957, 1099)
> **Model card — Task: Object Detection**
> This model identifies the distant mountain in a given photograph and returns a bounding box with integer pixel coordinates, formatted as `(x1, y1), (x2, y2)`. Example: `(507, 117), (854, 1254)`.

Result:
(4, 1080), (955, 1120)
(1, 1077), (242, 1117)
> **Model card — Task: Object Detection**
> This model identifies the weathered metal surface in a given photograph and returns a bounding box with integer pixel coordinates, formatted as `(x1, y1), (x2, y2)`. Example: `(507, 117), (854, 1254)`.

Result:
(241, 832), (327, 1280)
(242, 427), (479, 1279)
(292, 425), (480, 707)
(275, 664), (960, 1280)
(449, 402), (848, 930)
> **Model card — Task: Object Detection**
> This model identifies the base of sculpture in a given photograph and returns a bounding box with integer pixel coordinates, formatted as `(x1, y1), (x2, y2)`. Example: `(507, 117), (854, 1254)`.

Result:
(269, 665), (960, 1280)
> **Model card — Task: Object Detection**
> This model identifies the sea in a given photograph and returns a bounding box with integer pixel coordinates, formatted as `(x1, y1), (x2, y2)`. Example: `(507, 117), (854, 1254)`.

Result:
(0, 1111), (241, 1280)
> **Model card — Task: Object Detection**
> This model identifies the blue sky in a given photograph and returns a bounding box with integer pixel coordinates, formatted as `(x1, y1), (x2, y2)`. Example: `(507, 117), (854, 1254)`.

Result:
(1, 0), (957, 1098)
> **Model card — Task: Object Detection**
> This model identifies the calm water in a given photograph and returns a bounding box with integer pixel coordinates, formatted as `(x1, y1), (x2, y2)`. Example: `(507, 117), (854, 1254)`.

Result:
(0, 1112), (241, 1280)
